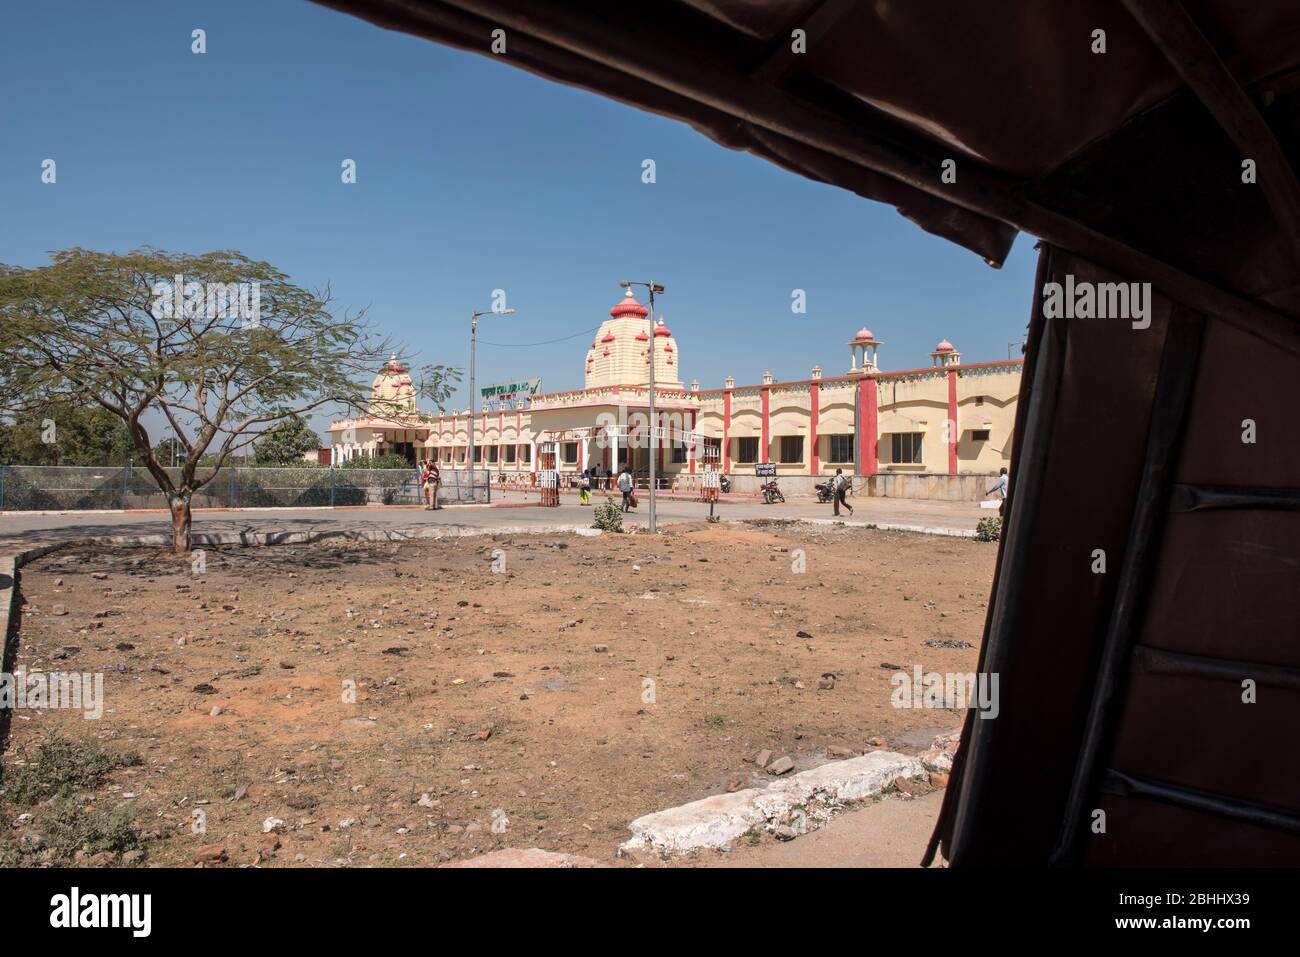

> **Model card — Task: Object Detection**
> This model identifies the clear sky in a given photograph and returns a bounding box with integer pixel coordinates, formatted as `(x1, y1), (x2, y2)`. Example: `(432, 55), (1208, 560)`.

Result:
(1, 0), (1038, 435)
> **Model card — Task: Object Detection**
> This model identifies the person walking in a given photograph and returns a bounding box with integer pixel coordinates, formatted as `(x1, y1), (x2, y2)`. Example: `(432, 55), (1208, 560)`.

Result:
(617, 465), (635, 512)
(987, 467), (1009, 516)
(831, 468), (853, 517)
(424, 459), (441, 510)
(579, 469), (592, 506)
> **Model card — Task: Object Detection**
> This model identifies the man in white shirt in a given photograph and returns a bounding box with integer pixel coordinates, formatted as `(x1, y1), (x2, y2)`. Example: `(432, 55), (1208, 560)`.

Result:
(617, 467), (634, 512)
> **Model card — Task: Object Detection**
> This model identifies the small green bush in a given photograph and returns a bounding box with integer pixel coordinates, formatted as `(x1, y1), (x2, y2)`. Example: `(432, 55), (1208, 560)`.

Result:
(0, 735), (143, 804)
(591, 497), (623, 532)
(975, 515), (1002, 542)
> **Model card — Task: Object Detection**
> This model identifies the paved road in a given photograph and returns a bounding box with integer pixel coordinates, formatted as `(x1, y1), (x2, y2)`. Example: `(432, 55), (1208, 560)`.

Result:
(0, 494), (983, 556)
(704, 791), (943, 868)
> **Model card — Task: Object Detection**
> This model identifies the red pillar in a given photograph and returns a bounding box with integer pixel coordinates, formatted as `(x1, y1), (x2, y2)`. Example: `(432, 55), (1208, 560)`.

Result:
(689, 409), (697, 474)
(809, 381), (820, 475)
(515, 410), (522, 471)
(857, 376), (878, 476)
(947, 368), (958, 475)
(723, 388), (732, 472)
(760, 386), (770, 464)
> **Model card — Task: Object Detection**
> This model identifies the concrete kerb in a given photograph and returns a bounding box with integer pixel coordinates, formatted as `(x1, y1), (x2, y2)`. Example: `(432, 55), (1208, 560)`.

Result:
(621, 750), (927, 855)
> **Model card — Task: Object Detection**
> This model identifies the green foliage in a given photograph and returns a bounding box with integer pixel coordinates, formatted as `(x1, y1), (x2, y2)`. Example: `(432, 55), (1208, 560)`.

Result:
(253, 414), (321, 465)
(975, 515), (1002, 542)
(0, 797), (144, 866)
(417, 363), (464, 414)
(340, 452), (413, 470)
(1, 736), (143, 805)
(0, 402), (132, 466)
(592, 496), (623, 532)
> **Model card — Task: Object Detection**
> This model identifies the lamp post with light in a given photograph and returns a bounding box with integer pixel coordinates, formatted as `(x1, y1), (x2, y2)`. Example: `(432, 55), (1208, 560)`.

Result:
(619, 280), (664, 533)
(467, 305), (516, 503)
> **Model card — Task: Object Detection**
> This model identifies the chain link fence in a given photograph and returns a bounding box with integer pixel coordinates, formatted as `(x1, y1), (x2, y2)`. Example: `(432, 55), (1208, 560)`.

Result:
(0, 465), (494, 510)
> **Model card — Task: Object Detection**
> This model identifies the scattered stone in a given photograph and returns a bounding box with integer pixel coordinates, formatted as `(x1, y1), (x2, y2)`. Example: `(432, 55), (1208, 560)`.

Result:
(193, 683), (216, 694)
(193, 844), (227, 864)
(894, 776), (926, 796)
(795, 630), (813, 639)
(929, 772), (950, 789)
(827, 745), (856, 758)
(766, 756), (795, 776)
(924, 639), (974, 649)
(209, 706), (223, 717)
(754, 749), (772, 769)
(91, 573), (108, 581)
(51, 604), (68, 616)
(262, 817), (286, 833)
(818, 673), (836, 690)
(593, 644), (609, 653)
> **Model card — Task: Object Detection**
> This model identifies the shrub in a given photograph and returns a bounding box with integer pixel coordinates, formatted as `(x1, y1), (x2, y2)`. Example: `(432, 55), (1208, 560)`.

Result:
(0, 736), (142, 805)
(591, 496), (623, 532)
(975, 515), (1002, 542)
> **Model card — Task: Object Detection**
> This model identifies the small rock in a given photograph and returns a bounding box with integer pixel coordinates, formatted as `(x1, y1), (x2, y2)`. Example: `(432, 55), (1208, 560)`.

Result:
(209, 705), (223, 717)
(929, 772), (950, 789)
(754, 749), (772, 769)
(193, 844), (227, 864)
(826, 745), (856, 758)
(766, 756), (795, 776)
(895, 776), (926, 796)
(262, 817), (286, 833)
(51, 604), (68, 616)
(818, 673), (835, 690)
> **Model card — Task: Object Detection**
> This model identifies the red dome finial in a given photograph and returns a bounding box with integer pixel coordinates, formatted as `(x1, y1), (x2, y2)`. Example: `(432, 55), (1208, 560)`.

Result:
(610, 287), (649, 319)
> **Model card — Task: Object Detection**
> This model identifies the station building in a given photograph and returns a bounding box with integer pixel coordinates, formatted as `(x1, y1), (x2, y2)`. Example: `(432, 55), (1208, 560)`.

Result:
(327, 287), (1023, 496)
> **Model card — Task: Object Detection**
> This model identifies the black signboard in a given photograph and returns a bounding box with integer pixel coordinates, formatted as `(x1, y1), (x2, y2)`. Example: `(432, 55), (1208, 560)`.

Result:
(755, 463), (777, 477)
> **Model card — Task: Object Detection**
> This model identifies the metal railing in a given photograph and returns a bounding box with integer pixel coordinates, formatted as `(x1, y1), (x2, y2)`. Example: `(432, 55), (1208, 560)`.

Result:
(0, 464), (492, 511)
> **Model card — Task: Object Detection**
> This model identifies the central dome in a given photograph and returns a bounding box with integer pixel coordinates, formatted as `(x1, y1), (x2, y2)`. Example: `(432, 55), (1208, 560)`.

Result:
(610, 288), (649, 319)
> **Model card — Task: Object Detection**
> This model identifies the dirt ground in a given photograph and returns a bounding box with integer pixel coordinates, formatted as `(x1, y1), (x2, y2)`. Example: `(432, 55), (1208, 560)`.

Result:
(1, 520), (991, 867)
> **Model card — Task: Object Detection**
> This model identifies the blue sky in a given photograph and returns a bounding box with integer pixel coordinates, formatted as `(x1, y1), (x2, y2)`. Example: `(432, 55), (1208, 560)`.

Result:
(2, 0), (1037, 434)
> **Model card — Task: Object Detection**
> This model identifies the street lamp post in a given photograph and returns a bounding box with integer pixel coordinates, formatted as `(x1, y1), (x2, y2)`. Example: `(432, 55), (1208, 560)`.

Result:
(468, 305), (516, 502)
(619, 280), (665, 533)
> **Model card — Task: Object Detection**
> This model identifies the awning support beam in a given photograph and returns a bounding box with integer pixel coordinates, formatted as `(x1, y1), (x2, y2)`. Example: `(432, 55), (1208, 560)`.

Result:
(1122, 0), (1300, 277)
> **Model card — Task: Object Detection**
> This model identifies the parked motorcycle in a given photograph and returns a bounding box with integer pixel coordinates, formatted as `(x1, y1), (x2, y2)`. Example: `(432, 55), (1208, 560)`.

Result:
(760, 478), (785, 504)
(718, 474), (732, 494)
(814, 481), (834, 503)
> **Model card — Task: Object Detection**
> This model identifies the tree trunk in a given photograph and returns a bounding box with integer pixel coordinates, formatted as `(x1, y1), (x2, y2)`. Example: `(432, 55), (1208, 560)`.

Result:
(169, 493), (192, 555)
